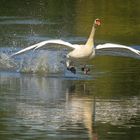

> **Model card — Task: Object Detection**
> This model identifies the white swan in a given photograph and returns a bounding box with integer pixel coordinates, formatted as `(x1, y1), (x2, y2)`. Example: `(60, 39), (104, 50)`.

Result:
(11, 18), (140, 74)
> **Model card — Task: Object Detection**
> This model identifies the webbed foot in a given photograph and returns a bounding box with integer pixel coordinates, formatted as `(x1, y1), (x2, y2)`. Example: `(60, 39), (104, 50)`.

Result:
(67, 66), (76, 74)
(81, 66), (90, 74)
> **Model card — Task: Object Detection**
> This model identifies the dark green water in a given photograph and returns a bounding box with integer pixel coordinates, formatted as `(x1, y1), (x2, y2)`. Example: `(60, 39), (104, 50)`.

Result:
(0, 0), (140, 140)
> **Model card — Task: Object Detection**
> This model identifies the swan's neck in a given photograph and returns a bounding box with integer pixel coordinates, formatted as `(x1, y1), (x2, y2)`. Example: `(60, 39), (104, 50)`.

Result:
(85, 24), (96, 48)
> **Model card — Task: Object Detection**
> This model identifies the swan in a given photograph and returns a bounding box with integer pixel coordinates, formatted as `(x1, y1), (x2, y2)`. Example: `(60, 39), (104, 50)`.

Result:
(11, 18), (140, 74)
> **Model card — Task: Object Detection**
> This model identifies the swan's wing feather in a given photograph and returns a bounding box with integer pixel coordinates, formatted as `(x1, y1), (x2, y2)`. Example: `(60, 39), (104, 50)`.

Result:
(11, 41), (43, 57)
(11, 39), (76, 57)
(34, 39), (76, 50)
(96, 43), (140, 55)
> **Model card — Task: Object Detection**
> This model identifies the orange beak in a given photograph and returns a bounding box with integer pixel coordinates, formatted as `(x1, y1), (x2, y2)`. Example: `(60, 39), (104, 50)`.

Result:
(95, 19), (101, 26)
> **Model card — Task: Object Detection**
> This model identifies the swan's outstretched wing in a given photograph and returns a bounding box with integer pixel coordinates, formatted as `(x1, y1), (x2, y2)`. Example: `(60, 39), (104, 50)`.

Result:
(96, 43), (140, 55)
(11, 39), (76, 57)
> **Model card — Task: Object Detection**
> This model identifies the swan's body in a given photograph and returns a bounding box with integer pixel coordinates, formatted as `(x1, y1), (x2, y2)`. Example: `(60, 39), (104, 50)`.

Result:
(11, 19), (140, 74)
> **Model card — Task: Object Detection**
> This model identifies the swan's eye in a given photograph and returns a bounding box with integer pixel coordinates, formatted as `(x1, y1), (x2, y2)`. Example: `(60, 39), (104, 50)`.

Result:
(95, 19), (101, 26)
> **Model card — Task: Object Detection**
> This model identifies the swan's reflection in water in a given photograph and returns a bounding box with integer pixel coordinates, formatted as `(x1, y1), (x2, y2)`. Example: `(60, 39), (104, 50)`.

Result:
(0, 73), (139, 140)
(15, 76), (95, 139)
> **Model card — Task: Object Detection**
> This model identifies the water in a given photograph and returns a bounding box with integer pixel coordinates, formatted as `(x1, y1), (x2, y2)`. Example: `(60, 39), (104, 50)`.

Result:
(0, 0), (140, 140)
(0, 69), (140, 140)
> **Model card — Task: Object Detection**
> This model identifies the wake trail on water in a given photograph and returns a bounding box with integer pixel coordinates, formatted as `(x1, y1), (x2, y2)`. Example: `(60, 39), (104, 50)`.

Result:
(0, 50), (66, 74)
(18, 51), (65, 74)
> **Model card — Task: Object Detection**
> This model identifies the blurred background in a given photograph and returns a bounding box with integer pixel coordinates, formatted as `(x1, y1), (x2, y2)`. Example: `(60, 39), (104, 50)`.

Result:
(0, 0), (140, 48)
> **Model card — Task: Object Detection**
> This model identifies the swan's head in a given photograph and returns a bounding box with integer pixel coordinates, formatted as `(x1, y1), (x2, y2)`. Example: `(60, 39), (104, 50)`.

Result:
(94, 19), (101, 26)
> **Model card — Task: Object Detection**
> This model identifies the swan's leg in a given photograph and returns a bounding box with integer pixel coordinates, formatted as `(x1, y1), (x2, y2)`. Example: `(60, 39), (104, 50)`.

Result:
(81, 65), (90, 74)
(66, 58), (70, 68)
(66, 55), (76, 74)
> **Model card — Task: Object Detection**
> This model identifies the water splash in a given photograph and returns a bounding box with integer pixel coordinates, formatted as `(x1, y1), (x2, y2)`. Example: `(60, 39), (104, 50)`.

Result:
(18, 50), (66, 74)
(0, 52), (17, 70)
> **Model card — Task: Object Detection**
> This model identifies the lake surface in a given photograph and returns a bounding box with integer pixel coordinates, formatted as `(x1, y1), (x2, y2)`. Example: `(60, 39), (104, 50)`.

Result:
(0, 0), (140, 140)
